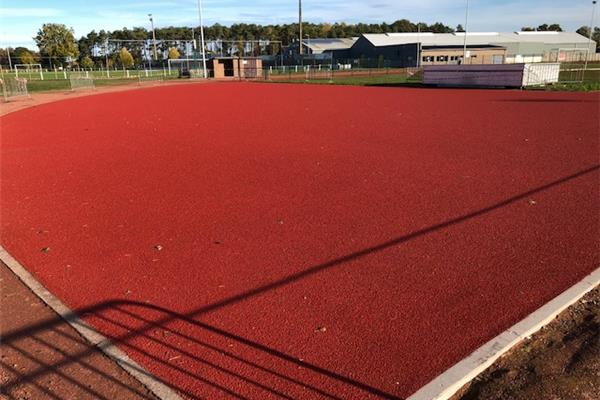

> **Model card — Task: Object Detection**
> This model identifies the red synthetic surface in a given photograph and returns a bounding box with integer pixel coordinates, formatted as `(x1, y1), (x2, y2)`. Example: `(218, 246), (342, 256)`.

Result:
(1, 83), (599, 399)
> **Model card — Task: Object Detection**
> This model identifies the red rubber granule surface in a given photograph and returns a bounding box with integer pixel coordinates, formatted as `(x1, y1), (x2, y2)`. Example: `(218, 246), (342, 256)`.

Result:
(1, 83), (598, 399)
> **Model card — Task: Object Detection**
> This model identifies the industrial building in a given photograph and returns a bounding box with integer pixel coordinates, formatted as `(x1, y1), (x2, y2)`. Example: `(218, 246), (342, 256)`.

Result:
(284, 38), (356, 65)
(301, 38), (357, 59)
(300, 31), (596, 67)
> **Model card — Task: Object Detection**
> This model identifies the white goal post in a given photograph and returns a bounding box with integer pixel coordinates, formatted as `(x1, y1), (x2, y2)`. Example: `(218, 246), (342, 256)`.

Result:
(69, 73), (95, 91)
(14, 64), (44, 80)
(1, 77), (30, 102)
(305, 65), (333, 81)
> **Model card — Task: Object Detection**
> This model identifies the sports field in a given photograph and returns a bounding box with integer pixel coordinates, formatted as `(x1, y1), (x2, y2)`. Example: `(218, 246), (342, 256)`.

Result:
(1, 82), (598, 399)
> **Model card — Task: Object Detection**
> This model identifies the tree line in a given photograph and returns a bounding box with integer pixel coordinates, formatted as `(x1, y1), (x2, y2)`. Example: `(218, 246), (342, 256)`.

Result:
(1, 20), (598, 69)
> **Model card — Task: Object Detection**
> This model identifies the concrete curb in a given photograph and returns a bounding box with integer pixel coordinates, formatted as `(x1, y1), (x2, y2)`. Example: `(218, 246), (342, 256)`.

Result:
(0, 245), (183, 400)
(408, 266), (600, 400)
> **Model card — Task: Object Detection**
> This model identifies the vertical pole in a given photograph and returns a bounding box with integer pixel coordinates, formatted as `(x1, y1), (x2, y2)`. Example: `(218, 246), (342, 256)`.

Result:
(299, 0), (303, 55)
(463, 0), (469, 62)
(197, 0), (207, 78)
(417, 24), (421, 68)
(583, 1), (598, 82)
(7, 47), (12, 70)
(149, 14), (158, 60)
(105, 40), (110, 78)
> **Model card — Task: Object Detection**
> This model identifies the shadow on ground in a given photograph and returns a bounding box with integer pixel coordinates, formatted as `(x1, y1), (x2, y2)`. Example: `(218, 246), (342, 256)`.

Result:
(2, 165), (598, 400)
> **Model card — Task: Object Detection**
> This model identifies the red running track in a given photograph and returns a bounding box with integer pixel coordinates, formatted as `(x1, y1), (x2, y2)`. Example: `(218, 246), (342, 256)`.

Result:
(1, 83), (599, 399)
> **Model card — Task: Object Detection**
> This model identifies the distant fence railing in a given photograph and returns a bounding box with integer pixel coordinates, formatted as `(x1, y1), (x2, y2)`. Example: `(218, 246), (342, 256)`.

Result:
(3, 62), (597, 96)
(197, 66), (423, 83)
(0, 68), (178, 81)
(263, 67), (422, 83)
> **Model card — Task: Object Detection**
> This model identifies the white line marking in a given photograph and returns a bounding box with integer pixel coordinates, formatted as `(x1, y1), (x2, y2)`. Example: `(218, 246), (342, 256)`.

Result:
(0, 245), (183, 400)
(408, 266), (600, 400)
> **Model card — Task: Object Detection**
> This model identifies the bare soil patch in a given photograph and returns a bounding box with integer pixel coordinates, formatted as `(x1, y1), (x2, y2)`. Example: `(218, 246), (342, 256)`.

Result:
(0, 79), (209, 116)
(0, 262), (158, 399)
(453, 286), (600, 400)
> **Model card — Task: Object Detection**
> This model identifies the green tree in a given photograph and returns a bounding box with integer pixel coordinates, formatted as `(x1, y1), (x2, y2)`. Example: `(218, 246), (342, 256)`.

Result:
(118, 47), (134, 68)
(456, 24), (465, 32)
(429, 22), (454, 33)
(168, 47), (180, 59)
(34, 23), (79, 68)
(20, 50), (35, 64)
(236, 39), (245, 56)
(546, 24), (563, 32)
(577, 26), (600, 49)
(80, 55), (94, 69)
(526, 24), (563, 32)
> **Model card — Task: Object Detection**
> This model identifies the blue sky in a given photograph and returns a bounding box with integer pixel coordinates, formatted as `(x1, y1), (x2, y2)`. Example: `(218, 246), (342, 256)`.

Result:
(0, 0), (596, 49)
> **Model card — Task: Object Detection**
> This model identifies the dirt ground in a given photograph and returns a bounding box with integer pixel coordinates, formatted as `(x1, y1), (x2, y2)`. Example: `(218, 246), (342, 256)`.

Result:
(0, 79), (210, 116)
(453, 286), (600, 400)
(0, 262), (158, 400)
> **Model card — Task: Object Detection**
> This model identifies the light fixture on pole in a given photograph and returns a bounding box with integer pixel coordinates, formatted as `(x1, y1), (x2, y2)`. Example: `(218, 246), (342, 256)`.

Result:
(197, 0), (207, 79)
(148, 14), (158, 60)
(462, 0), (469, 63)
(583, 0), (598, 78)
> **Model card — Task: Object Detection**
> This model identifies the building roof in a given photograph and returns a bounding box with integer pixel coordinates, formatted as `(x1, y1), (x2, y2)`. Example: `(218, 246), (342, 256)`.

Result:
(303, 38), (357, 52)
(361, 32), (592, 47)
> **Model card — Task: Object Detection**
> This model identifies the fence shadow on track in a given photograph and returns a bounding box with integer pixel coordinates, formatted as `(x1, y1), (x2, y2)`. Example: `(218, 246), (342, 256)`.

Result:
(3, 165), (598, 400)
(2, 299), (396, 400)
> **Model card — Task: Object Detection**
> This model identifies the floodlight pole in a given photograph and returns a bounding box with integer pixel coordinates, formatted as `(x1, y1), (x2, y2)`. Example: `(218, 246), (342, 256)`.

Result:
(463, 0), (469, 63)
(583, 1), (598, 79)
(104, 40), (110, 77)
(148, 14), (158, 61)
(7, 46), (12, 70)
(197, 0), (207, 79)
(299, 0), (303, 55)
(416, 24), (421, 68)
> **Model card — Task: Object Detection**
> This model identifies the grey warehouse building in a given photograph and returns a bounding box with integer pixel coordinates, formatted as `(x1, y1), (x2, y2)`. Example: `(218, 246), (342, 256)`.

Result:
(300, 31), (596, 67)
